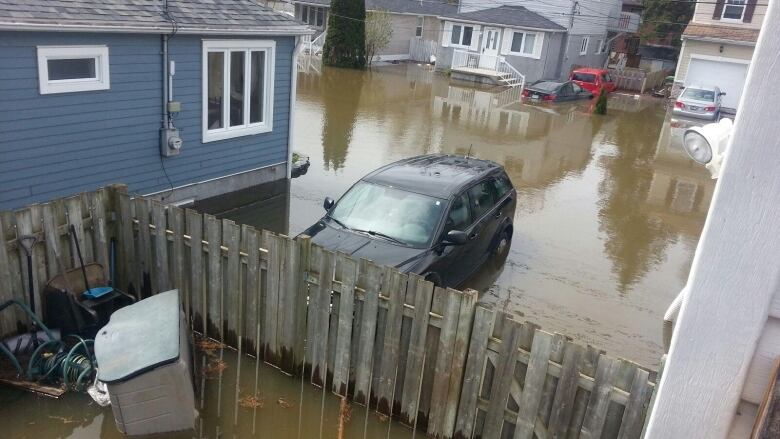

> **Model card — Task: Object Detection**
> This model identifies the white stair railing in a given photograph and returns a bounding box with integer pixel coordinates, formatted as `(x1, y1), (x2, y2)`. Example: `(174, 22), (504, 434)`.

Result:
(497, 58), (525, 90)
(308, 32), (326, 56)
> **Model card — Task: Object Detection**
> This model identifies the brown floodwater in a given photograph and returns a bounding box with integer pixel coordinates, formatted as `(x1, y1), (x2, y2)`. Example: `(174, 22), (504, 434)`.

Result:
(286, 63), (714, 368)
(0, 346), (414, 439)
(0, 63), (713, 438)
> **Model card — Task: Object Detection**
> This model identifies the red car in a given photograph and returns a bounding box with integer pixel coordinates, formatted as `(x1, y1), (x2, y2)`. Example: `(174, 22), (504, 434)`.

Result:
(570, 68), (616, 94)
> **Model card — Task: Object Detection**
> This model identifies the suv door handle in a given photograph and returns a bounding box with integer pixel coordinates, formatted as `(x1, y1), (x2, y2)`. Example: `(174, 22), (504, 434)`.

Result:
(469, 231), (479, 240)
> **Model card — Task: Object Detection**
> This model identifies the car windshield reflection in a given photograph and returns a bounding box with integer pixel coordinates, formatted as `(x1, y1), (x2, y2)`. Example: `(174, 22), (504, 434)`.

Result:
(329, 181), (446, 248)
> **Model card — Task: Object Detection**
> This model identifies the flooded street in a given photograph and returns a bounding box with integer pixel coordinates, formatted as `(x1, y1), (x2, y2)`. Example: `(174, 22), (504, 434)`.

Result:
(0, 63), (715, 439)
(284, 63), (714, 368)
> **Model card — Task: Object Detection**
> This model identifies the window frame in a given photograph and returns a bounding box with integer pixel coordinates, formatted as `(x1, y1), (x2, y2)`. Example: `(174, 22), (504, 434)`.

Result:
(415, 16), (424, 38)
(508, 31), (540, 58)
(450, 24), (475, 48)
(444, 192), (473, 234)
(37, 45), (110, 95)
(580, 36), (589, 55)
(721, 0), (746, 21)
(466, 179), (499, 222)
(202, 40), (275, 143)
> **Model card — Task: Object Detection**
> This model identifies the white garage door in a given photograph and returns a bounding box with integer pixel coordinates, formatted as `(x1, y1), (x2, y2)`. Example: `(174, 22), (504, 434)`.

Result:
(686, 57), (749, 110)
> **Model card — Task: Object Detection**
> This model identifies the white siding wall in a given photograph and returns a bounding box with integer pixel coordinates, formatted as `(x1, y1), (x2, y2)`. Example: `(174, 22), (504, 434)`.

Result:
(458, 0), (572, 28)
(692, 0), (767, 28)
(571, 0), (621, 35)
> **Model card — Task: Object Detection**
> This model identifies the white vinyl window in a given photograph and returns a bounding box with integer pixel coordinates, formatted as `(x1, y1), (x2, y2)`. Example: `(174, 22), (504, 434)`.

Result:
(580, 36), (589, 55)
(416, 16), (424, 37)
(202, 40), (275, 143)
(37, 46), (110, 94)
(450, 24), (474, 47)
(301, 5), (326, 27)
(595, 39), (604, 54)
(721, 0), (746, 21)
(509, 31), (538, 57)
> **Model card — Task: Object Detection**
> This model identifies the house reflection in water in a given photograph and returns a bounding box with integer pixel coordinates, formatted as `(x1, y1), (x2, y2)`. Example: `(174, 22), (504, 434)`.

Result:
(432, 83), (595, 212)
(645, 117), (715, 233)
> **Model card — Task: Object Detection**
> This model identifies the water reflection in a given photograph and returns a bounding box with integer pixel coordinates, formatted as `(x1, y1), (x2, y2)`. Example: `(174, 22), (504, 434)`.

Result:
(192, 179), (290, 235)
(294, 64), (711, 366)
(0, 346), (413, 439)
(320, 68), (364, 171)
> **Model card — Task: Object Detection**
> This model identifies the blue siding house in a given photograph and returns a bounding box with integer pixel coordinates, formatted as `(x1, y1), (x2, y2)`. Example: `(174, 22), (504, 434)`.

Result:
(0, 0), (311, 210)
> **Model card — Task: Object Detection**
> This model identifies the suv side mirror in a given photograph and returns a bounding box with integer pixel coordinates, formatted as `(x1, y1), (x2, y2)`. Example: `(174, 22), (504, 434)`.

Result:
(444, 230), (468, 245)
(323, 197), (335, 211)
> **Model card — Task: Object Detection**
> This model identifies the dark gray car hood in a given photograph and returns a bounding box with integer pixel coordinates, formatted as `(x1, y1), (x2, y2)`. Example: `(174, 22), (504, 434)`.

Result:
(302, 221), (428, 270)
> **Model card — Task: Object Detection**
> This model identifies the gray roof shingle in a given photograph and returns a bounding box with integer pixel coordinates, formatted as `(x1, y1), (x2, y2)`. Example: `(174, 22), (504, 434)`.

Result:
(294, 0), (563, 32)
(439, 6), (565, 31)
(0, 0), (312, 35)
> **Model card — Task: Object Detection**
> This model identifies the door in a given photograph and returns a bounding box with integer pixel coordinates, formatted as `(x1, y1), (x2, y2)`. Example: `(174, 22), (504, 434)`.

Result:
(465, 179), (501, 262)
(479, 27), (501, 70)
(686, 58), (748, 110)
(433, 192), (477, 287)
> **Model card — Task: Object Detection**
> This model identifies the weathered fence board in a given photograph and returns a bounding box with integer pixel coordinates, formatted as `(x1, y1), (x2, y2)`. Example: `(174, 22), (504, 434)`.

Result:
(0, 186), (661, 439)
(399, 277), (435, 425)
(333, 254), (358, 395)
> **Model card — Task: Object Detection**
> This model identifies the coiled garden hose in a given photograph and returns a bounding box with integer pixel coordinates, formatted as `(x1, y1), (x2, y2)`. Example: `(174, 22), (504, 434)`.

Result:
(28, 335), (96, 391)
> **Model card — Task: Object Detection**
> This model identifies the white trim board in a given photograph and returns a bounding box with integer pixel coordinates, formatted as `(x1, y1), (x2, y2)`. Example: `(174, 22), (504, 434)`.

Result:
(0, 22), (313, 35)
(689, 53), (752, 65)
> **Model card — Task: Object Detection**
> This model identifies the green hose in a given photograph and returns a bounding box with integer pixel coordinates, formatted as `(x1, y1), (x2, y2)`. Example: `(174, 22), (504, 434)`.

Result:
(28, 335), (96, 391)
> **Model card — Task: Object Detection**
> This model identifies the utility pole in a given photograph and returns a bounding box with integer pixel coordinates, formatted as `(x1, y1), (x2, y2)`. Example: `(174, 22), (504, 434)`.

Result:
(644, 0), (780, 437)
(556, 0), (578, 79)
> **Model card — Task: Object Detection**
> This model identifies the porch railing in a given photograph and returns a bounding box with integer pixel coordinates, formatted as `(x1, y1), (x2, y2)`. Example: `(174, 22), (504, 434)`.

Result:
(609, 11), (641, 33)
(452, 49), (525, 89)
(497, 58), (525, 89)
(452, 49), (498, 70)
(304, 31), (325, 56)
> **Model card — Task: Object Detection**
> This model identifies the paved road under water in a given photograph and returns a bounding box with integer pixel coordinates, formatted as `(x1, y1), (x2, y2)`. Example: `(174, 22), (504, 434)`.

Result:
(199, 63), (713, 370)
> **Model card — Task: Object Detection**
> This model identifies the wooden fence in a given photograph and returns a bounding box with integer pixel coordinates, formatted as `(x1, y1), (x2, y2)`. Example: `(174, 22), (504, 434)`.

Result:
(0, 185), (660, 438)
(410, 38), (438, 63)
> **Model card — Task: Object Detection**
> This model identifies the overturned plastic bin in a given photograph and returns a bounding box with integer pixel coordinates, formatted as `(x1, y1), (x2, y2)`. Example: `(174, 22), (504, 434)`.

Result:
(95, 290), (195, 436)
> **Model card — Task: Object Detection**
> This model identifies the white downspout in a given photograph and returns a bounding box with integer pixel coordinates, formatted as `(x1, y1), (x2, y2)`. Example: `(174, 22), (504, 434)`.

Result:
(287, 36), (304, 179)
(662, 285), (688, 352)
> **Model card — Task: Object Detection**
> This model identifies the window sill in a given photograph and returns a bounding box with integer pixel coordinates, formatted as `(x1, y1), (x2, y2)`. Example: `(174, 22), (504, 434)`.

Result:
(40, 80), (110, 95)
(203, 123), (273, 143)
(719, 17), (746, 24)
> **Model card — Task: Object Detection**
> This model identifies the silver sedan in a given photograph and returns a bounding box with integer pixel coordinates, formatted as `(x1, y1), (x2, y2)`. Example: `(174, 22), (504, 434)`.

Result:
(673, 85), (725, 120)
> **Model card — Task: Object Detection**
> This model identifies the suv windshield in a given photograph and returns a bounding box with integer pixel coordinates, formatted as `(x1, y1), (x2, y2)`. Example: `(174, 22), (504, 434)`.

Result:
(329, 181), (446, 247)
(682, 88), (715, 102)
(572, 72), (597, 83)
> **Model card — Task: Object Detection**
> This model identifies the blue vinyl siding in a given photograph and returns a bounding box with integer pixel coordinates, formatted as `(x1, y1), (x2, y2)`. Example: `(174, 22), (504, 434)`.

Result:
(0, 31), (294, 210)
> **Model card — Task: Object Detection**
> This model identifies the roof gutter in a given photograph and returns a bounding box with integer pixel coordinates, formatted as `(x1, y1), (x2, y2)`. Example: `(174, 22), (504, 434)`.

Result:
(0, 22), (314, 36)
(437, 16), (566, 33)
(681, 35), (757, 47)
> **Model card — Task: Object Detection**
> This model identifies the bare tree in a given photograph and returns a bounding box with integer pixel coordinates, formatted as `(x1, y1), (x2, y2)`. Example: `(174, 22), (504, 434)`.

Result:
(364, 11), (393, 66)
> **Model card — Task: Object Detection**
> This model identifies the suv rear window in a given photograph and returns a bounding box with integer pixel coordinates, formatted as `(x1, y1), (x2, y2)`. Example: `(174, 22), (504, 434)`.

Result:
(572, 72), (597, 83)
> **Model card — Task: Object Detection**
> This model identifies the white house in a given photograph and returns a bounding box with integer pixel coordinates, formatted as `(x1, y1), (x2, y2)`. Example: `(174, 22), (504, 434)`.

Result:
(644, 2), (779, 436)
(674, 0), (766, 111)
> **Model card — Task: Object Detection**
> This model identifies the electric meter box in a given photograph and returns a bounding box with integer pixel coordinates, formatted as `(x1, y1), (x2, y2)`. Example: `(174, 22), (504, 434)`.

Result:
(95, 290), (196, 436)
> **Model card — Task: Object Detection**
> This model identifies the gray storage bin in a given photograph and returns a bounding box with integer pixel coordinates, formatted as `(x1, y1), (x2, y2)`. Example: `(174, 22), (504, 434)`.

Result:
(95, 290), (196, 436)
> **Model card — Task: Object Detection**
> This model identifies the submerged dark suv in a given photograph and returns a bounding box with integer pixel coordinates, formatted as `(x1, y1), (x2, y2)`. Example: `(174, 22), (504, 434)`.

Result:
(302, 154), (516, 288)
